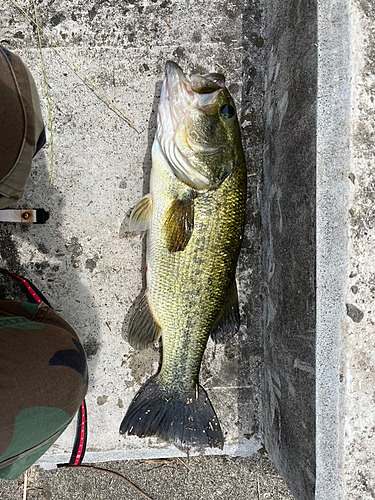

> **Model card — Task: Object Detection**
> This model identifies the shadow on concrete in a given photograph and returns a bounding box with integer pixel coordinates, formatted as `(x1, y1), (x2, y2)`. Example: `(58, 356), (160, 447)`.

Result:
(0, 147), (102, 377)
(121, 80), (162, 343)
(235, 0), (265, 446)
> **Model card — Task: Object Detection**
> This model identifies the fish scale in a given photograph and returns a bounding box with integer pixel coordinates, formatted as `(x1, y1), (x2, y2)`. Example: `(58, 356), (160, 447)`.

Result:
(148, 163), (246, 392)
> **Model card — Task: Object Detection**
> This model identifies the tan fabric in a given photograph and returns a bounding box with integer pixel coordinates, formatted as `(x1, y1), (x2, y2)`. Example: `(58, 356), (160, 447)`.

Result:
(0, 52), (24, 178)
(0, 47), (44, 208)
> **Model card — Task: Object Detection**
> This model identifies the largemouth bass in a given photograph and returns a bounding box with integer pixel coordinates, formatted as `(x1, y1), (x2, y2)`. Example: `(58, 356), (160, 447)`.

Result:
(120, 61), (246, 451)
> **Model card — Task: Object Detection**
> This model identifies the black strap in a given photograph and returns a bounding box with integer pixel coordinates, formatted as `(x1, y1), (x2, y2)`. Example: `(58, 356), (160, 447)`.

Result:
(0, 268), (52, 308)
(58, 400), (88, 467)
(0, 267), (88, 467)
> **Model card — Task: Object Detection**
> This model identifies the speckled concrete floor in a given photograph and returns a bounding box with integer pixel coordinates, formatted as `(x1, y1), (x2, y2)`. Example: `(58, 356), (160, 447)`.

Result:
(0, 0), (264, 462)
(0, 452), (295, 500)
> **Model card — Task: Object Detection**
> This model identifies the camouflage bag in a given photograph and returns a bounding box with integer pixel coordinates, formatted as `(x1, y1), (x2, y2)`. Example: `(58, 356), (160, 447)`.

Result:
(0, 270), (88, 481)
(0, 46), (46, 209)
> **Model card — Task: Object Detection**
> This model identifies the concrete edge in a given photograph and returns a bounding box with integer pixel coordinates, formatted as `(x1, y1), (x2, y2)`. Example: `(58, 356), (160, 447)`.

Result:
(36, 436), (262, 467)
(316, 0), (351, 498)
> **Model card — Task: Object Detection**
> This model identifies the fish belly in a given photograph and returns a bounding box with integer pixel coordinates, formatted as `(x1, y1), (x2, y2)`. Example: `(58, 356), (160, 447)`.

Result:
(147, 153), (245, 391)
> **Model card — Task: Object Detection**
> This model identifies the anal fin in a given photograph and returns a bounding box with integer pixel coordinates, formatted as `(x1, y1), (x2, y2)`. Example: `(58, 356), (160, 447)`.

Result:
(210, 281), (240, 343)
(163, 195), (194, 253)
(129, 194), (153, 231)
(128, 294), (161, 349)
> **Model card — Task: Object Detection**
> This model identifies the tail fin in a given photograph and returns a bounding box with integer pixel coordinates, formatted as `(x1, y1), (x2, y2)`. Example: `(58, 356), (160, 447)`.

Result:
(120, 377), (224, 452)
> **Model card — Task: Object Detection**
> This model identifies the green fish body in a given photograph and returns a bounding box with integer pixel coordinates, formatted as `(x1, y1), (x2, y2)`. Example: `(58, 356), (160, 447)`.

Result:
(120, 62), (246, 451)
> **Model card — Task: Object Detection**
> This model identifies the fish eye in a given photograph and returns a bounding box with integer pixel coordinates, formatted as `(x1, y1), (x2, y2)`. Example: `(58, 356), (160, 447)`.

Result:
(220, 104), (235, 119)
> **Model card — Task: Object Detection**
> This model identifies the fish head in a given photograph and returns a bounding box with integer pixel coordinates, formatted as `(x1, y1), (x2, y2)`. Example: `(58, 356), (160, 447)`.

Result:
(156, 61), (243, 191)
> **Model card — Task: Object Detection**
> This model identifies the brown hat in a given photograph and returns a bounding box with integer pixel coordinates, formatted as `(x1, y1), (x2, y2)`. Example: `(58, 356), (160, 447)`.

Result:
(0, 46), (45, 209)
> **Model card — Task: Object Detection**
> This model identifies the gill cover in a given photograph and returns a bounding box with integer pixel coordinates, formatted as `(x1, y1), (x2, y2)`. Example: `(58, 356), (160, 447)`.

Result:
(156, 61), (239, 191)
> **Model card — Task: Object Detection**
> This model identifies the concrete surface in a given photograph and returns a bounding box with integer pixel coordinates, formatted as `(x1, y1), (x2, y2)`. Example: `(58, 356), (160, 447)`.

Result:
(316, 0), (350, 498)
(0, 0), (265, 466)
(336, 1), (375, 498)
(0, 451), (296, 500)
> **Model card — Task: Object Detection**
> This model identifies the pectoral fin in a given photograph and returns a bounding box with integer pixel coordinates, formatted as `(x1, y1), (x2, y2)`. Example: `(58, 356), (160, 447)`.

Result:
(163, 196), (194, 253)
(129, 194), (153, 231)
(128, 294), (161, 349)
(210, 281), (240, 343)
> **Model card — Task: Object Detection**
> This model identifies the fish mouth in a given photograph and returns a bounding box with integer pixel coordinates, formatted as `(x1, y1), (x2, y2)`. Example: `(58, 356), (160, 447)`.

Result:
(156, 61), (224, 191)
(161, 61), (193, 131)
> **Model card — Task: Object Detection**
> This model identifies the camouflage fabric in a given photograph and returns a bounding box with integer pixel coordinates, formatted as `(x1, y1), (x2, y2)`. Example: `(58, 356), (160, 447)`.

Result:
(0, 46), (46, 209)
(0, 301), (88, 480)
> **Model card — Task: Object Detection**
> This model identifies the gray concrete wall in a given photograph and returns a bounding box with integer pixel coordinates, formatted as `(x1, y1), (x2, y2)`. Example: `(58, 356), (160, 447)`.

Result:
(262, 0), (375, 499)
(262, 1), (317, 499)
